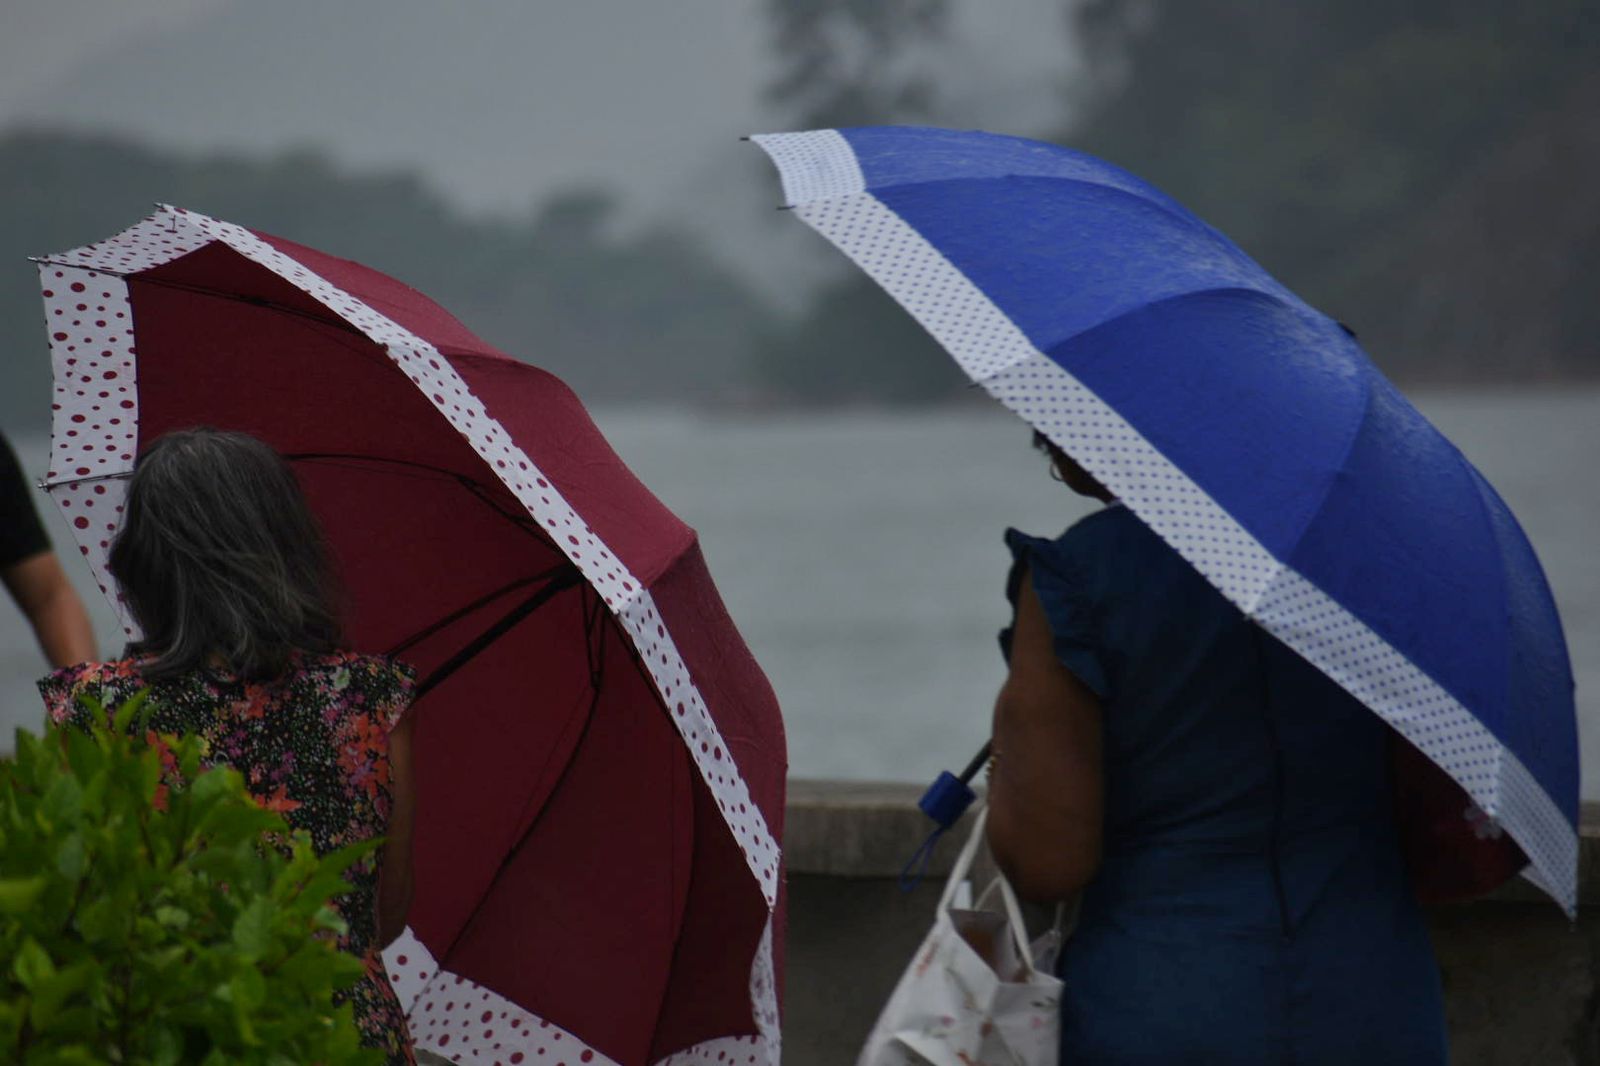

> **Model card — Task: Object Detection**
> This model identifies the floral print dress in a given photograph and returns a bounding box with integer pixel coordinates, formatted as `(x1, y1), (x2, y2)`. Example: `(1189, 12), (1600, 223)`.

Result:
(40, 651), (418, 1066)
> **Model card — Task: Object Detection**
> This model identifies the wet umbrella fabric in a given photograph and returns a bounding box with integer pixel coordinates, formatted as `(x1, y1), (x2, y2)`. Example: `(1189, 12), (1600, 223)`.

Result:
(752, 126), (1577, 911)
(35, 208), (785, 1065)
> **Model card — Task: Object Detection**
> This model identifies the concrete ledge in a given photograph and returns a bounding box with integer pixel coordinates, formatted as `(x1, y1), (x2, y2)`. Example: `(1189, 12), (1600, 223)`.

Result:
(781, 781), (1600, 1065)
(786, 779), (1600, 903)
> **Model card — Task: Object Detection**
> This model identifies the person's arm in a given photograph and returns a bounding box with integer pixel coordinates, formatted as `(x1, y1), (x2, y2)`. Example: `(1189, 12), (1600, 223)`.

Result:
(2, 550), (97, 668)
(985, 566), (1104, 902)
(376, 710), (416, 948)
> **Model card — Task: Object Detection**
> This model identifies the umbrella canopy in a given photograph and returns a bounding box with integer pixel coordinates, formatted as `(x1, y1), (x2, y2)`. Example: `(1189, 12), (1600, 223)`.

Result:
(35, 207), (785, 1065)
(752, 126), (1577, 911)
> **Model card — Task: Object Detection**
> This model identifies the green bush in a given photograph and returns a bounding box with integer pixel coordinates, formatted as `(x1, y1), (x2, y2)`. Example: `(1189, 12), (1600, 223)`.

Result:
(0, 694), (384, 1065)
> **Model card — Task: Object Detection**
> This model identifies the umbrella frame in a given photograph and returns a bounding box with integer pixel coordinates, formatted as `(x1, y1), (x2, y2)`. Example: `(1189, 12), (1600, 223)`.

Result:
(752, 128), (1576, 914)
(35, 206), (782, 1064)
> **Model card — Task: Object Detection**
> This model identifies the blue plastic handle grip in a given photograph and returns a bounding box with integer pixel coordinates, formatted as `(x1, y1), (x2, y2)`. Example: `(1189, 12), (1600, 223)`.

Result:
(918, 770), (976, 829)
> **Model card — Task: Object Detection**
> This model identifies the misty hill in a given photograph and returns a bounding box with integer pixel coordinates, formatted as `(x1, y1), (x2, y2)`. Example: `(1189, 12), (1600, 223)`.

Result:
(0, 130), (801, 436)
(1063, 0), (1600, 382)
(6, 0), (1598, 440)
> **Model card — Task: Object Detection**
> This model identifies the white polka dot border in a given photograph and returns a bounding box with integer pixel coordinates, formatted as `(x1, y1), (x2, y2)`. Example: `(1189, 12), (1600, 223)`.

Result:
(35, 212), (210, 638)
(749, 130), (864, 206)
(383, 921), (779, 1066)
(762, 145), (1577, 913)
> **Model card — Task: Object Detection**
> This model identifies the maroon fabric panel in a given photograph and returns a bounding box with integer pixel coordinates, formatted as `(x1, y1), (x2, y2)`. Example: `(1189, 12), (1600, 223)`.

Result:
(139, 242), (338, 328)
(442, 618), (699, 1066)
(648, 543), (787, 855)
(255, 229), (504, 359)
(648, 778), (770, 1060)
(647, 544), (789, 1007)
(449, 352), (694, 584)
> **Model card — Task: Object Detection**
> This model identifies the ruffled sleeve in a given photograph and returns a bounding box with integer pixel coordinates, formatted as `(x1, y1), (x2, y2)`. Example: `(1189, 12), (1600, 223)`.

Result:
(37, 661), (112, 730)
(359, 656), (418, 733)
(1000, 527), (1112, 700)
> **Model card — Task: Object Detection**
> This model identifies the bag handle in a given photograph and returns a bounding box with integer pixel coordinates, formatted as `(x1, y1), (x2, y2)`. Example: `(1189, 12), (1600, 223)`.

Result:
(935, 804), (992, 911)
(938, 806), (1037, 968)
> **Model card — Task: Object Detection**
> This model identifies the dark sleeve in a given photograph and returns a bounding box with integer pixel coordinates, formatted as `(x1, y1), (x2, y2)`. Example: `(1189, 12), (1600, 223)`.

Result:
(360, 656), (418, 732)
(0, 433), (50, 570)
(1000, 527), (1112, 700)
(38, 662), (105, 730)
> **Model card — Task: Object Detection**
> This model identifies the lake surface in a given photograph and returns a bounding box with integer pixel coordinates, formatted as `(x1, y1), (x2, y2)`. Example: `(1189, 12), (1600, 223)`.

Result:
(3, 386), (1596, 796)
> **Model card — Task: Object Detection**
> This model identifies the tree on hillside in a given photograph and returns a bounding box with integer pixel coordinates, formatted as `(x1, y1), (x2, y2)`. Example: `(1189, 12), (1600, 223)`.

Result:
(759, 0), (971, 405)
(765, 0), (952, 130)
(0, 132), (785, 432)
(1065, 0), (1599, 379)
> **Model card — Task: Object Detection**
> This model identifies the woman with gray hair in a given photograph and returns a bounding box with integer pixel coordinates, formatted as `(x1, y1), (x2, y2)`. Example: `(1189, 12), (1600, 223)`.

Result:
(39, 427), (418, 1065)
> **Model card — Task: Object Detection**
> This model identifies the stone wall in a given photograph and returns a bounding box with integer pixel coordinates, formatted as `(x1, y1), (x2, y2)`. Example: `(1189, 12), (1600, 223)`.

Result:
(782, 780), (1600, 1065)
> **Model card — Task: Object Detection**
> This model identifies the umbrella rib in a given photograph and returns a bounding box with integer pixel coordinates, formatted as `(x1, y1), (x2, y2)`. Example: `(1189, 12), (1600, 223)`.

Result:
(124, 274), (370, 338)
(386, 565), (577, 659)
(413, 566), (583, 700)
(430, 586), (610, 967)
(286, 452), (547, 539)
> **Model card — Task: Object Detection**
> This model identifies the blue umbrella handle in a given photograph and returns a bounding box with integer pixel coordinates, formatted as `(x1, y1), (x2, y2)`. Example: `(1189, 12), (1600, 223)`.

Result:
(898, 741), (991, 891)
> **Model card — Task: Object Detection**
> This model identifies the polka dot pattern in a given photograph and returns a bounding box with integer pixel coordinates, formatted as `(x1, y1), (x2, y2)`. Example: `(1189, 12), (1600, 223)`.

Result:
(382, 922), (779, 1066)
(38, 265), (143, 636)
(774, 174), (1577, 913)
(749, 130), (865, 206)
(383, 928), (618, 1065)
(43, 210), (207, 274)
(35, 211), (213, 639)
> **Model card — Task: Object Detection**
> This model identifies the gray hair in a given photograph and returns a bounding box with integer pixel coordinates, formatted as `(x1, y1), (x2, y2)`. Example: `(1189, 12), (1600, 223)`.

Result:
(109, 428), (342, 681)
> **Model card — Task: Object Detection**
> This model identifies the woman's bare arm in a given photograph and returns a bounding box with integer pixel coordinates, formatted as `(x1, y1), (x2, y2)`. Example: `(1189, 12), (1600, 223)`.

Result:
(985, 567), (1104, 902)
(376, 711), (416, 948)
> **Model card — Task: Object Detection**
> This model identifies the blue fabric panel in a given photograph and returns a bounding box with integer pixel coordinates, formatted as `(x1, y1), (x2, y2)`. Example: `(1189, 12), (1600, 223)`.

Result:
(1288, 377), (1518, 749)
(840, 125), (1193, 221)
(1044, 288), (1366, 559)
(1468, 465), (1580, 820)
(870, 174), (1296, 355)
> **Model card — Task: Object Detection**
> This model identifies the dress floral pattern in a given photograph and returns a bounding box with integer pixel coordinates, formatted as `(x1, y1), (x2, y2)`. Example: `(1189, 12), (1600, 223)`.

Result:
(39, 651), (418, 1066)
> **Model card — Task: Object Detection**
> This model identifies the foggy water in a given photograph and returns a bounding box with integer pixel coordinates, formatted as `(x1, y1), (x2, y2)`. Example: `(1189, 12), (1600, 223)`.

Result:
(2, 386), (1595, 797)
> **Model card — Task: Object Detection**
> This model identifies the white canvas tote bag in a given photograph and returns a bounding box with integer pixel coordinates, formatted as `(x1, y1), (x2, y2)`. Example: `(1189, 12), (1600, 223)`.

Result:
(858, 807), (1064, 1066)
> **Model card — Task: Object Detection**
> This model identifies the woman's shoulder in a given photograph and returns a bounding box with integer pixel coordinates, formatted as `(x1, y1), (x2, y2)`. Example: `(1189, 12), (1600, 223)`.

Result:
(295, 650), (416, 685)
(290, 651), (417, 727)
(37, 658), (154, 725)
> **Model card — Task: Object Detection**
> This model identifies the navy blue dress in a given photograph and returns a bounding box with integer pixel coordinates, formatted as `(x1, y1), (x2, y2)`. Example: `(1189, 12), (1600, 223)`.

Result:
(1004, 505), (1447, 1064)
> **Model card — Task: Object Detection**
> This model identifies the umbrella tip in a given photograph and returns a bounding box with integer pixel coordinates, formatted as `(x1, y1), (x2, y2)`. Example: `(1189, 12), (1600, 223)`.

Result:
(776, 205), (794, 212)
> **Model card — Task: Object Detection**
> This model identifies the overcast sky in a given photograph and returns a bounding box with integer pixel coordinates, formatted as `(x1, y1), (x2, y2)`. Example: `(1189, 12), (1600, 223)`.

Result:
(1, 0), (1080, 222)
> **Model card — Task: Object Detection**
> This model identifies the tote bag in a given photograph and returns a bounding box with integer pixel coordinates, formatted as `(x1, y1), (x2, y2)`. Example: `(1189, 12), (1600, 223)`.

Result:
(858, 807), (1064, 1066)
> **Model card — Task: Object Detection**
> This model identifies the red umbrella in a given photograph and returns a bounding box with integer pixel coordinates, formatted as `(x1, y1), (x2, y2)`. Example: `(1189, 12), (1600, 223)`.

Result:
(34, 207), (786, 1066)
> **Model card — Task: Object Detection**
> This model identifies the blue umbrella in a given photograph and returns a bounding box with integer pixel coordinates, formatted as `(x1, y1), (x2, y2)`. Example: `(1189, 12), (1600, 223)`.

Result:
(751, 125), (1578, 911)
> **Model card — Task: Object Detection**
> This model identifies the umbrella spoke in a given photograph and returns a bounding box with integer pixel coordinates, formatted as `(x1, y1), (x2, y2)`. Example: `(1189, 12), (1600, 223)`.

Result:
(413, 566), (583, 700)
(286, 452), (546, 540)
(386, 565), (578, 659)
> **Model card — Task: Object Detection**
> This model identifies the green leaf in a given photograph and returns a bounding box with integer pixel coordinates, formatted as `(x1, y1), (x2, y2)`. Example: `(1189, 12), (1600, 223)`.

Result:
(54, 833), (87, 881)
(111, 689), (149, 734)
(0, 877), (46, 914)
(13, 936), (55, 989)
(231, 897), (274, 959)
(38, 774), (83, 831)
(26, 959), (95, 1030)
(153, 905), (191, 931)
(146, 1022), (184, 1066)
